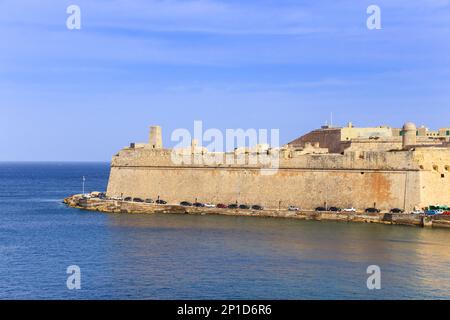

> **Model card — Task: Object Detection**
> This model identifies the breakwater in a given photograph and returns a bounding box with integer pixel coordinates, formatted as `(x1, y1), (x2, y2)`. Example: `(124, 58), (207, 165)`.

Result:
(63, 195), (450, 229)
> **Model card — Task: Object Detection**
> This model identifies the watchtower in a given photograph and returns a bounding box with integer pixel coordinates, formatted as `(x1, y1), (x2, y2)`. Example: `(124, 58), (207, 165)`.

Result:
(149, 126), (163, 149)
(402, 122), (417, 149)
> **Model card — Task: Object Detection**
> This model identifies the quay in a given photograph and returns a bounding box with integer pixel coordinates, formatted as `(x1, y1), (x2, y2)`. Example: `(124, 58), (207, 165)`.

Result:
(63, 194), (450, 229)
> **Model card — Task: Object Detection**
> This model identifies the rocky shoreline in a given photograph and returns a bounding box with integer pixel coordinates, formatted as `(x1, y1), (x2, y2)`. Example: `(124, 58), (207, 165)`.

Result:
(63, 194), (450, 229)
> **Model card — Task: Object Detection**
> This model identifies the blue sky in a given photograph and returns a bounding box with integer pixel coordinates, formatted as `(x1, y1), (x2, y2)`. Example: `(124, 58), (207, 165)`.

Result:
(1, 0), (450, 161)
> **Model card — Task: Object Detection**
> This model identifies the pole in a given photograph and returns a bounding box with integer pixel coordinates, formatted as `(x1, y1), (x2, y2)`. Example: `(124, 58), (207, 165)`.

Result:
(82, 176), (85, 195)
(324, 172), (328, 210)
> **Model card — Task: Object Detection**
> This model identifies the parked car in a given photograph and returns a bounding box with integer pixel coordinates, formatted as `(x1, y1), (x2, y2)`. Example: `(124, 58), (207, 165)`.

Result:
(156, 199), (167, 204)
(425, 209), (443, 215)
(239, 204), (251, 210)
(123, 197), (132, 202)
(98, 193), (107, 199)
(390, 208), (404, 214)
(443, 211), (450, 216)
(216, 204), (228, 209)
(343, 207), (356, 212)
(228, 204), (239, 209)
(412, 209), (424, 215)
(288, 206), (300, 211)
(365, 208), (381, 213)
(429, 205), (449, 211)
(193, 202), (205, 207)
(315, 207), (327, 212)
(251, 205), (264, 211)
(145, 198), (154, 204)
(78, 197), (88, 203)
(180, 201), (193, 206)
(329, 207), (342, 212)
(204, 203), (216, 208)
(133, 198), (144, 203)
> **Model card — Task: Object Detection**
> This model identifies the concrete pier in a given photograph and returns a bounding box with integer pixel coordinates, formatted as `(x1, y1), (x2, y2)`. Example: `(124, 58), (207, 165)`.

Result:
(63, 195), (450, 229)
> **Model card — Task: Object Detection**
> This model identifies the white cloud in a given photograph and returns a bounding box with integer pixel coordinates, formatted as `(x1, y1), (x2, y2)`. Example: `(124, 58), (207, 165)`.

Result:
(0, 0), (316, 35)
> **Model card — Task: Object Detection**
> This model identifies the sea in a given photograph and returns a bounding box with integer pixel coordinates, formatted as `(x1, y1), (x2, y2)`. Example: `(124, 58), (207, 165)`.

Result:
(0, 162), (449, 300)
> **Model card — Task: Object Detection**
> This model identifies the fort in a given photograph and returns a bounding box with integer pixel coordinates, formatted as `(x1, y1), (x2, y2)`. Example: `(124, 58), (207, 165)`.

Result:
(105, 122), (450, 212)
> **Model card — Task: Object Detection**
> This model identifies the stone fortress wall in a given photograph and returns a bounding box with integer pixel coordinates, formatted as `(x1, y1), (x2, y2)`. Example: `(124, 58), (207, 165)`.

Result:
(106, 122), (450, 212)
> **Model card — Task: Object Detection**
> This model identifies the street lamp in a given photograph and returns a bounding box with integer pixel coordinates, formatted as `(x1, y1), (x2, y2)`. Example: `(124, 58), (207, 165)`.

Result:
(82, 176), (86, 195)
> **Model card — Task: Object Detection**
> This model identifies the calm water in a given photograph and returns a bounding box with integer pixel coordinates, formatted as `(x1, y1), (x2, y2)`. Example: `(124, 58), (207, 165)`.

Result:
(0, 162), (449, 300)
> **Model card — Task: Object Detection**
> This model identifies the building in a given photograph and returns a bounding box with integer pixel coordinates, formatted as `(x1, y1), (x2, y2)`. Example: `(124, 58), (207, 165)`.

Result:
(106, 123), (450, 212)
(288, 122), (450, 153)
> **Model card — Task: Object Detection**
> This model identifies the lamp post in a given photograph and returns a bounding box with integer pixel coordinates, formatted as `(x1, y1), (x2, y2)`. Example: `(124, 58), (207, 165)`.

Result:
(325, 184), (328, 210)
(82, 176), (86, 195)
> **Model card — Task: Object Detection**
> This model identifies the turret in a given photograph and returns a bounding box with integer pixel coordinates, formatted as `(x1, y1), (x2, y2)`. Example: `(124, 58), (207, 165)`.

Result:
(149, 126), (163, 149)
(402, 122), (417, 149)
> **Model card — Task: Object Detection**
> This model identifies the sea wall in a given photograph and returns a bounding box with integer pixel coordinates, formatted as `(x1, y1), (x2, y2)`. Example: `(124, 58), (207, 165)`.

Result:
(63, 195), (450, 229)
(107, 148), (422, 211)
(415, 148), (450, 208)
(105, 146), (450, 212)
(106, 166), (420, 211)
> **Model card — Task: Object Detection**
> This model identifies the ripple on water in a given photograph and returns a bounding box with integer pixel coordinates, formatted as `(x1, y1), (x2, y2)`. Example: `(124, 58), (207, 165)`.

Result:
(1, 163), (450, 299)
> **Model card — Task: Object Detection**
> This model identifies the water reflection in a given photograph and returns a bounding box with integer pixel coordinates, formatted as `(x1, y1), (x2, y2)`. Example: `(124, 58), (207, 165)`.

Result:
(104, 213), (450, 299)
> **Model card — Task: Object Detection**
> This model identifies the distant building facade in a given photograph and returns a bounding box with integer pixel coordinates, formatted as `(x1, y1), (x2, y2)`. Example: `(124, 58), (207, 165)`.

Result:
(288, 122), (450, 153)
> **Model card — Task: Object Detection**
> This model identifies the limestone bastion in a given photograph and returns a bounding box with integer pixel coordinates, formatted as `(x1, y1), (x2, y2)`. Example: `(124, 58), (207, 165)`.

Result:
(106, 122), (450, 212)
